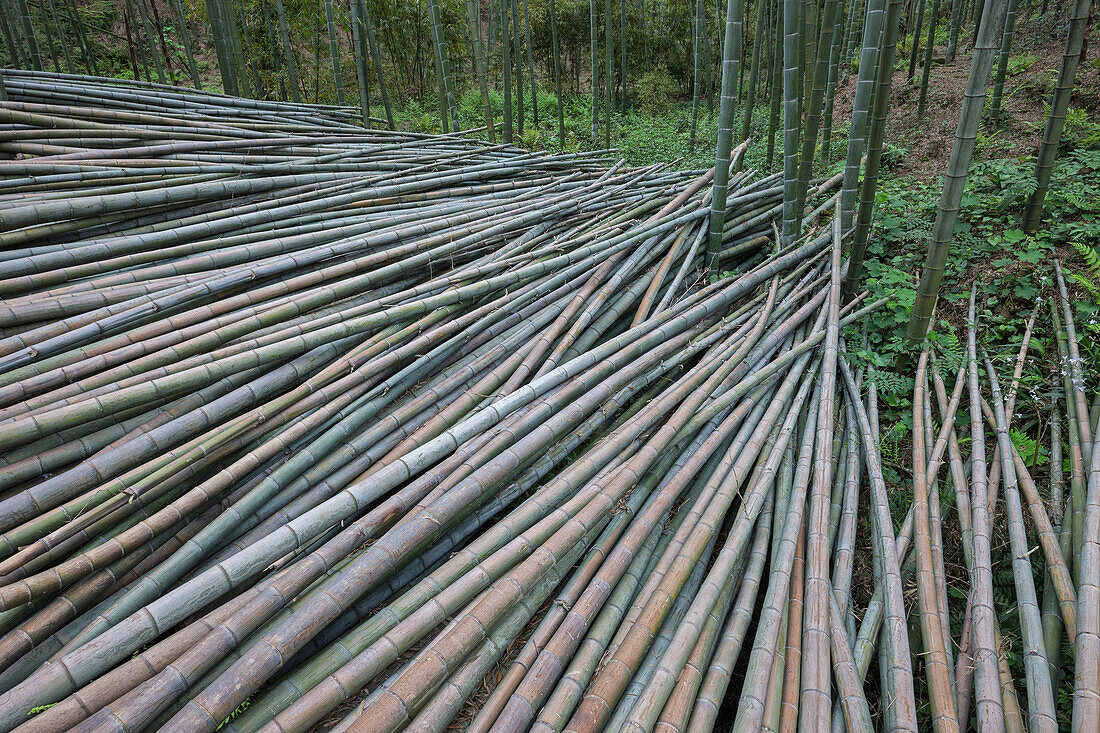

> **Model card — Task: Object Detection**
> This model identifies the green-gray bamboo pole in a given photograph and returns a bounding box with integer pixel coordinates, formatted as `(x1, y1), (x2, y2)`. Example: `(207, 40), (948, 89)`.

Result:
(837, 0), (887, 239)
(68, 0), (96, 74)
(692, 0), (705, 148)
(125, 0), (152, 81)
(907, 0), (927, 82)
(43, 0), (74, 74)
(274, 0), (301, 102)
(512, 0), (525, 136)
(987, 0), (1020, 126)
(820, 0), (845, 165)
(917, 0), (942, 117)
(362, 9), (393, 130)
(427, 0), (452, 133)
(842, 0), (863, 71)
(523, 0), (538, 125)
(603, 0), (612, 147)
(947, 0), (964, 59)
(741, 0), (769, 141)
(235, 1), (262, 94)
(224, 0), (252, 97)
(906, 0), (1009, 343)
(14, 0), (41, 70)
(843, 0), (903, 301)
(169, 0), (201, 87)
(324, 0), (345, 104)
(36, 0), (61, 71)
(1022, 0), (1092, 230)
(706, 0), (747, 273)
(0, 1), (23, 68)
(206, 0), (235, 94)
(349, 0), (370, 126)
(767, 0), (783, 168)
(549, 0), (564, 146)
(589, 0), (597, 142)
(780, 0), (801, 240)
(619, 0), (626, 110)
(504, 0), (514, 142)
(466, 0), (496, 142)
(792, 0), (841, 232)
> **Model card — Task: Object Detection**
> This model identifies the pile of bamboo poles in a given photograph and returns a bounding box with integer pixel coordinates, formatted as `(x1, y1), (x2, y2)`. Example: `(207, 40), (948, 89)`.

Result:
(0, 72), (1093, 732)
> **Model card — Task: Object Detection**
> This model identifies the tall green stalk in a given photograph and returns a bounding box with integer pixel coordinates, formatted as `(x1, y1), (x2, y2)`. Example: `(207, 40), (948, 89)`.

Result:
(987, 0), (1020, 127)
(15, 0), (42, 70)
(206, 0), (236, 94)
(741, 0), (769, 141)
(363, 9), (393, 130)
(837, 0), (888, 238)
(792, 0), (841, 232)
(224, 0), (252, 96)
(44, 0), (75, 74)
(274, 0), (301, 102)
(589, 0), (597, 142)
(427, 0), (452, 133)
(522, 0), (538, 125)
(170, 0), (201, 87)
(324, 0), (344, 104)
(467, 0), (496, 142)
(705, 0), (747, 272)
(820, 0), (846, 165)
(767, 0), (783, 168)
(907, 0), (927, 82)
(620, 0), (627, 110)
(946, 0), (964, 60)
(1022, 0), (1092, 230)
(549, 0), (564, 146)
(604, 0), (612, 147)
(780, 0), (802, 240)
(349, 0), (371, 124)
(691, 0), (705, 148)
(503, 0), (514, 142)
(513, 0), (525, 136)
(907, 0), (1010, 342)
(843, 0), (904, 301)
(916, 0), (942, 117)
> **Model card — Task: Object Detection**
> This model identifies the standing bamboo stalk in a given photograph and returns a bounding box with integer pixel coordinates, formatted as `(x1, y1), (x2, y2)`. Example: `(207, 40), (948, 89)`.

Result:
(907, 0), (1010, 342)
(1022, 0), (1093, 230)
(987, 0), (1021, 127)
(706, 0), (748, 273)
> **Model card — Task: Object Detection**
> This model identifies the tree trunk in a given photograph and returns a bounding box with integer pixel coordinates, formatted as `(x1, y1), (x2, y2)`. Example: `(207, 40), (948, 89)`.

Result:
(838, 0), (889, 237)
(845, 0), (908, 300)
(781, 0), (802, 240)
(691, 0), (705, 148)
(1022, 0), (1093, 231)
(324, 0), (345, 104)
(467, 0), (496, 141)
(503, 0), (514, 141)
(987, 0), (1021, 127)
(274, 0), (301, 102)
(706, 0), (748, 273)
(741, 0), (770, 141)
(907, 0), (1011, 342)
(14, 0), (41, 71)
(549, 0), (565, 146)
(523, 0), (538, 125)
(917, 0), (942, 116)
(589, 0), (597, 142)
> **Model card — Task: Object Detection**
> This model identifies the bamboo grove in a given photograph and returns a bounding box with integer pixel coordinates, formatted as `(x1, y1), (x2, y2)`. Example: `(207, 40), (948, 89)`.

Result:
(0, 0), (1097, 729)
(0, 67), (1093, 732)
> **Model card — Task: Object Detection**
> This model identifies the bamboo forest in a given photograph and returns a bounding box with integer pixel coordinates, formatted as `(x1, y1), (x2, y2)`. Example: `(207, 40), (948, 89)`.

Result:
(0, 0), (1097, 730)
